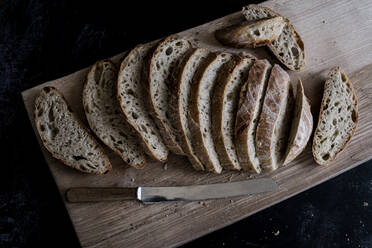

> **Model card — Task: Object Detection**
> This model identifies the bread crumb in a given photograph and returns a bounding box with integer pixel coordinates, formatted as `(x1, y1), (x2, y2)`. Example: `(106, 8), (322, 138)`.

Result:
(163, 163), (168, 170)
(199, 201), (207, 207)
(273, 230), (280, 236)
(230, 199), (234, 203)
(131, 178), (135, 182)
(322, 20), (326, 24)
(363, 202), (368, 207)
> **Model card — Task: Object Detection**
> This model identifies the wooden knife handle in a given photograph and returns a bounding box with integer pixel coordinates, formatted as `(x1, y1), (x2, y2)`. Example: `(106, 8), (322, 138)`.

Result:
(66, 187), (137, 203)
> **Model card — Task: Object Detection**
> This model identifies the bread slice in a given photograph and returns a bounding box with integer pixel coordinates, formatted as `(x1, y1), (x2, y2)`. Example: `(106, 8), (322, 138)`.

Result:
(170, 48), (216, 171)
(256, 64), (292, 171)
(242, 5), (305, 71)
(83, 60), (146, 169)
(283, 78), (313, 165)
(312, 67), (358, 165)
(148, 35), (192, 155)
(117, 43), (169, 162)
(34, 86), (112, 174)
(211, 56), (254, 170)
(215, 16), (286, 48)
(189, 53), (234, 173)
(235, 59), (272, 173)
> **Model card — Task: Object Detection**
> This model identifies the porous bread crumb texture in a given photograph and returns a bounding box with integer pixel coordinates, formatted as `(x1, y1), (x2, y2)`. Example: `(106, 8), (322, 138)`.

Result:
(118, 44), (168, 161)
(313, 68), (358, 165)
(247, 16), (285, 44)
(35, 87), (111, 174)
(84, 60), (146, 168)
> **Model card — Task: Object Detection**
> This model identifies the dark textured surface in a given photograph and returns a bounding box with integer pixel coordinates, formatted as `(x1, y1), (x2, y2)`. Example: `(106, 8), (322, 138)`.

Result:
(1, 0), (372, 247)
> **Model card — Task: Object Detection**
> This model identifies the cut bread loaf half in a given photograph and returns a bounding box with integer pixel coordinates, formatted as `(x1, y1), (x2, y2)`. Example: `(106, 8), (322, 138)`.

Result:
(312, 67), (358, 165)
(170, 48), (216, 171)
(235, 59), (272, 173)
(34, 86), (112, 174)
(212, 56), (254, 170)
(215, 16), (286, 48)
(83, 60), (146, 169)
(148, 35), (192, 155)
(242, 5), (305, 71)
(117, 43), (169, 162)
(283, 78), (313, 165)
(256, 64), (293, 171)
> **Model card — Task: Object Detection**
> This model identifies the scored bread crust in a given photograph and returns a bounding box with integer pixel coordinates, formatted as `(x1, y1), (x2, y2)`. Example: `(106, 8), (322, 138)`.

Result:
(312, 67), (358, 166)
(83, 60), (146, 169)
(242, 5), (305, 71)
(215, 16), (286, 48)
(235, 59), (272, 173)
(147, 35), (192, 155)
(211, 56), (254, 170)
(34, 86), (112, 174)
(255, 64), (291, 171)
(283, 78), (313, 165)
(117, 43), (169, 162)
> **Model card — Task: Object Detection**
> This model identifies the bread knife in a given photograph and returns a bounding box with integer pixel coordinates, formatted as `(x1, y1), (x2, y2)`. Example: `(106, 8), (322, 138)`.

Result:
(66, 178), (279, 204)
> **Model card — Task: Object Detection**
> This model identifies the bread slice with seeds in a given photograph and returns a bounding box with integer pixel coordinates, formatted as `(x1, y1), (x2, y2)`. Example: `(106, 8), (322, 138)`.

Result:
(148, 35), (192, 155)
(215, 16), (286, 48)
(170, 48), (216, 171)
(117, 43), (169, 162)
(211, 56), (254, 170)
(283, 78), (313, 165)
(256, 64), (293, 171)
(34, 86), (112, 174)
(189, 53), (234, 173)
(83, 60), (146, 169)
(242, 5), (305, 71)
(235, 59), (272, 173)
(312, 67), (358, 165)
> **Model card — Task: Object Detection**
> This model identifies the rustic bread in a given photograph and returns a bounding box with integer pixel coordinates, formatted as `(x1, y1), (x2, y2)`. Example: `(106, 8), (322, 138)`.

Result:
(215, 16), (286, 48)
(189, 53), (234, 173)
(256, 64), (292, 171)
(34, 86), (112, 174)
(170, 48), (216, 171)
(117, 43), (169, 162)
(312, 67), (358, 165)
(242, 5), (305, 71)
(211, 56), (254, 170)
(283, 78), (313, 165)
(83, 60), (146, 169)
(235, 59), (272, 173)
(148, 35), (192, 155)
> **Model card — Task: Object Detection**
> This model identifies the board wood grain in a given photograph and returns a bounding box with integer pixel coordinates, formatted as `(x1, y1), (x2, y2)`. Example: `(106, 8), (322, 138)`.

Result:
(21, 0), (372, 247)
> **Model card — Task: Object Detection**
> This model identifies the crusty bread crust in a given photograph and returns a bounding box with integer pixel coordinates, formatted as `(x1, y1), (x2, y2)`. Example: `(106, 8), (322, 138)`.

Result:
(34, 86), (112, 174)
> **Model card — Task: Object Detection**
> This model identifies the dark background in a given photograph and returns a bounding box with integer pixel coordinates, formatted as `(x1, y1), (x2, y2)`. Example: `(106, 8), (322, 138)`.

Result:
(1, 0), (372, 247)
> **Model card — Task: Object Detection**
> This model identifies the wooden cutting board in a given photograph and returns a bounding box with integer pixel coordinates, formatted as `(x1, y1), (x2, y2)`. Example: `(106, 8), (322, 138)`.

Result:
(22, 0), (372, 247)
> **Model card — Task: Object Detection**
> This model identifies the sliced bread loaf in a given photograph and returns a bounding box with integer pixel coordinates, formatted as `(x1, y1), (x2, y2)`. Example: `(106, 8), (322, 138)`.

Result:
(148, 35), (192, 155)
(312, 67), (358, 165)
(242, 5), (305, 71)
(170, 48), (216, 171)
(283, 78), (313, 165)
(215, 16), (286, 48)
(117, 43), (169, 162)
(189, 53), (234, 173)
(211, 56), (254, 170)
(256, 64), (292, 171)
(235, 59), (272, 173)
(34, 86), (112, 174)
(83, 60), (146, 169)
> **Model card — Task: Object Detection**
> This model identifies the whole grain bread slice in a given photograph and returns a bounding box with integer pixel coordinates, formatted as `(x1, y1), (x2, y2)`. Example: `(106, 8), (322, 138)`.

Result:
(215, 16), (286, 48)
(235, 59), (272, 173)
(83, 60), (146, 169)
(117, 43), (169, 162)
(189, 53), (234, 173)
(256, 64), (292, 171)
(34, 86), (112, 174)
(170, 48), (216, 171)
(312, 67), (358, 165)
(211, 56), (254, 170)
(283, 78), (313, 165)
(242, 5), (305, 71)
(148, 35), (192, 155)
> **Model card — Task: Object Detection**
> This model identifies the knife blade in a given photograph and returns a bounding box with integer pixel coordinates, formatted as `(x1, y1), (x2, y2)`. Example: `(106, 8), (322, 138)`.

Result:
(66, 178), (279, 204)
